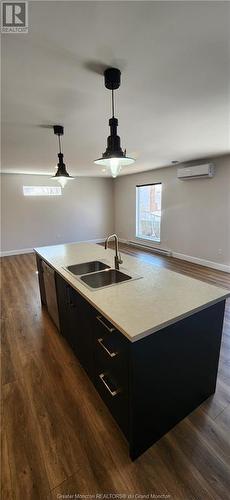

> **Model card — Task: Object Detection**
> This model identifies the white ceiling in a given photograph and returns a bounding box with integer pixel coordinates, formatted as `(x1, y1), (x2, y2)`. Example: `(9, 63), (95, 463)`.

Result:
(1, 1), (230, 177)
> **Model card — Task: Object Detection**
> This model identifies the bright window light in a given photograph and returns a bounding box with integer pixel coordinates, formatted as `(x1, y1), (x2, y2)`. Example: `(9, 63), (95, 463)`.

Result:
(136, 183), (162, 242)
(23, 186), (62, 196)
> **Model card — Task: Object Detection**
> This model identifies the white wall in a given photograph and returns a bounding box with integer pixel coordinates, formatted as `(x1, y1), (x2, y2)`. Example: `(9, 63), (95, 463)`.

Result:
(114, 156), (230, 270)
(2, 157), (230, 270)
(1, 174), (114, 255)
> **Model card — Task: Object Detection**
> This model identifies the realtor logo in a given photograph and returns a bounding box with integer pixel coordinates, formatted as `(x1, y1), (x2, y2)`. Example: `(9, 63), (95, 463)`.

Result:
(1, 1), (28, 32)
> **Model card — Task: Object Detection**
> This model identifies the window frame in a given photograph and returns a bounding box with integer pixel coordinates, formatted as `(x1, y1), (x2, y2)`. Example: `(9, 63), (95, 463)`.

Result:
(136, 182), (162, 243)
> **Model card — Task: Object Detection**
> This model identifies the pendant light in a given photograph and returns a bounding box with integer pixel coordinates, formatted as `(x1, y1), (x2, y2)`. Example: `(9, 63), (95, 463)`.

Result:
(51, 125), (74, 188)
(94, 68), (135, 178)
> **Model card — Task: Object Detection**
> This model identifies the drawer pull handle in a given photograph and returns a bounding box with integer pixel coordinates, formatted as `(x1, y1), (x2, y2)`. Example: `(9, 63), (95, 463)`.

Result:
(99, 373), (120, 397)
(97, 338), (117, 358)
(96, 315), (115, 333)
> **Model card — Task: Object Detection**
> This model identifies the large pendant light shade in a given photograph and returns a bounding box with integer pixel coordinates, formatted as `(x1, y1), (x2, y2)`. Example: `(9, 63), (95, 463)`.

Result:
(51, 125), (74, 187)
(94, 68), (135, 178)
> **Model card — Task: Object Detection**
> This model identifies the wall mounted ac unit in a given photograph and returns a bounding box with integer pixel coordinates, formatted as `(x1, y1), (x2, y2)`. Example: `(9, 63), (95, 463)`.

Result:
(177, 163), (215, 180)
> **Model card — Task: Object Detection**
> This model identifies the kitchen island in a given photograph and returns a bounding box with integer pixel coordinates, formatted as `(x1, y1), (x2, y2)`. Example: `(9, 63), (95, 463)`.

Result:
(35, 242), (229, 459)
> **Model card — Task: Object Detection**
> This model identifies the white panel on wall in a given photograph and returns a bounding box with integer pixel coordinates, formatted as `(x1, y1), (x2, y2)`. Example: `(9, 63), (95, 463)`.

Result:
(23, 186), (62, 196)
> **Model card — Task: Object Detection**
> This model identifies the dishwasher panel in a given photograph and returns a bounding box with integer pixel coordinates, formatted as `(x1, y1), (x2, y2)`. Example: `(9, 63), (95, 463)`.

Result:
(42, 261), (60, 330)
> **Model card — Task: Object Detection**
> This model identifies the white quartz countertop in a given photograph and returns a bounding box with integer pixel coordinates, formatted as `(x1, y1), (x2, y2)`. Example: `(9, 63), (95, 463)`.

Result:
(34, 242), (229, 342)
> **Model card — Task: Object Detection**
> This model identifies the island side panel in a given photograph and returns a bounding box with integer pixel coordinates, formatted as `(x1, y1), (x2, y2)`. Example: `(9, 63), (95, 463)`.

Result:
(129, 300), (226, 460)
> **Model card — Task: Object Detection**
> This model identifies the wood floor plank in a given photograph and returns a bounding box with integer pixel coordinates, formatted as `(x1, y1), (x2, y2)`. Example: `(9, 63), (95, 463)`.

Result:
(1, 248), (229, 499)
(18, 352), (80, 490)
(148, 435), (216, 500)
(187, 409), (230, 467)
(215, 405), (230, 434)
(2, 381), (50, 499)
(201, 378), (230, 419)
(1, 316), (17, 385)
(170, 415), (230, 499)
(1, 423), (14, 500)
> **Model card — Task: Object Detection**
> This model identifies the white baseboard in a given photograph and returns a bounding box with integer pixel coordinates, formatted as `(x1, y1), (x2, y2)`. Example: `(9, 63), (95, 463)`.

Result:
(63, 238), (105, 246)
(1, 239), (229, 273)
(0, 247), (34, 257)
(119, 238), (172, 256)
(172, 252), (230, 273)
(119, 238), (230, 273)
(0, 238), (105, 257)
(128, 240), (172, 256)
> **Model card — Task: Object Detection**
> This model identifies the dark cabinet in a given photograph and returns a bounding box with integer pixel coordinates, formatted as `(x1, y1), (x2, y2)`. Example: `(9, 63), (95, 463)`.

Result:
(37, 256), (225, 460)
(55, 274), (94, 379)
(55, 273), (71, 339)
(68, 285), (94, 379)
(55, 273), (129, 436)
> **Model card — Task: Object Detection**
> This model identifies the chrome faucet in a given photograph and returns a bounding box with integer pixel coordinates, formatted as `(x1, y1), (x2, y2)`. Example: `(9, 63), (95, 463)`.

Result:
(105, 234), (123, 270)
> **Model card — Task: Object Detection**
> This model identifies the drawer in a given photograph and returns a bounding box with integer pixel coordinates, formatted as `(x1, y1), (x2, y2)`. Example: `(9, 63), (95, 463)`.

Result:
(93, 313), (129, 438)
(95, 363), (129, 439)
(95, 338), (128, 391)
(94, 315), (128, 359)
(94, 314), (129, 387)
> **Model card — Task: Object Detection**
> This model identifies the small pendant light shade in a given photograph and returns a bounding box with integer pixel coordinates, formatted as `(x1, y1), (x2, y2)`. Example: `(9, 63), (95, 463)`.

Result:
(51, 125), (74, 187)
(94, 68), (135, 178)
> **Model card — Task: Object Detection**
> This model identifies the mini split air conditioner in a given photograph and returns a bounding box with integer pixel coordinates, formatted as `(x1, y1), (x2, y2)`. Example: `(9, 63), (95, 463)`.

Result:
(177, 163), (215, 180)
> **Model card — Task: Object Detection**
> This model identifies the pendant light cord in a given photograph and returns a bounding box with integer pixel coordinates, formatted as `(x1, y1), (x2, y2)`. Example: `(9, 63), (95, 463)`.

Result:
(112, 88), (115, 118)
(58, 134), (62, 154)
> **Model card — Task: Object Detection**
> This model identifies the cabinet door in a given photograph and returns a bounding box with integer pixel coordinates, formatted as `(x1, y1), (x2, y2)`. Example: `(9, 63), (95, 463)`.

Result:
(55, 274), (94, 380)
(68, 287), (94, 380)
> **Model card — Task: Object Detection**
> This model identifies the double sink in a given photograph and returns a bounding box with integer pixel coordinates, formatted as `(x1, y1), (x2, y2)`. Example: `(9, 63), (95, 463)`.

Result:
(65, 260), (133, 290)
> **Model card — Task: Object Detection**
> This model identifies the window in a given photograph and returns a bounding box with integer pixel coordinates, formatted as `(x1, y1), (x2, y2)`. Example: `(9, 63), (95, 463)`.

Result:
(136, 183), (162, 242)
(23, 186), (62, 196)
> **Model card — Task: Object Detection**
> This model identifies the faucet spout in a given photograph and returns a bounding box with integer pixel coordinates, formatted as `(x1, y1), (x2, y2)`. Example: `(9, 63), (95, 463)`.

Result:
(104, 234), (123, 270)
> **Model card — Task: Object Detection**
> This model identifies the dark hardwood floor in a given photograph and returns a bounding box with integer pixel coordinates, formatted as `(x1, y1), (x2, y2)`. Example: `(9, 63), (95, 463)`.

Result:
(1, 244), (230, 499)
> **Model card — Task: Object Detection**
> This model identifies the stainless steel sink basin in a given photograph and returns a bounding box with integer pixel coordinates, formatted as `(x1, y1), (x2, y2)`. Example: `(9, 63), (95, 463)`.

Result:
(66, 261), (110, 276)
(80, 269), (132, 289)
